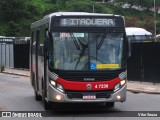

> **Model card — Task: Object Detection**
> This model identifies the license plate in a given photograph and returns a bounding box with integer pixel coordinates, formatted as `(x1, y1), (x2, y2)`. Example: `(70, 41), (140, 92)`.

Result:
(83, 95), (96, 100)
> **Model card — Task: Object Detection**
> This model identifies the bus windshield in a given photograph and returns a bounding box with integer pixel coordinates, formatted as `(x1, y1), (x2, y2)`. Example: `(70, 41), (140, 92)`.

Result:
(49, 31), (124, 71)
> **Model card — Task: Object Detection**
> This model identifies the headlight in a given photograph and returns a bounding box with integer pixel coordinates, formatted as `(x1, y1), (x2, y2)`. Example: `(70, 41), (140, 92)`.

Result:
(114, 79), (126, 92)
(50, 80), (56, 86)
(57, 84), (64, 93)
(120, 79), (126, 86)
(50, 80), (64, 93)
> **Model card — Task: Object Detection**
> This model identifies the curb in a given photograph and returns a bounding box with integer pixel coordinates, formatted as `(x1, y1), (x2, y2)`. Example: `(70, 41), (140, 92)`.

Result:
(2, 71), (30, 77)
(127, 88), (160, 94)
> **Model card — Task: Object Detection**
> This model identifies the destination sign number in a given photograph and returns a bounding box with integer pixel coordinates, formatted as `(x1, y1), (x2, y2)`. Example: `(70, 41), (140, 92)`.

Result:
(60, 18), (115, 27)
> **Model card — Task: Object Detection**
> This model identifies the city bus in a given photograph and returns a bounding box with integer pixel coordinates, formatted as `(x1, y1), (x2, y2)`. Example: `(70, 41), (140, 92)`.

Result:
(126, 27), (153, 42)
(30, 12), (128, 110)
(126, 27), (154, 54)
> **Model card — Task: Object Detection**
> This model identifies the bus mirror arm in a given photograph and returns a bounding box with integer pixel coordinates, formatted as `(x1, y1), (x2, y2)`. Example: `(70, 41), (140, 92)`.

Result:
(44, 31), (50, 50)
(44, 40), (49, 59)
(44, 39), (49, 50)
(44, 31), (50, 59)
(127, 37), (131, 57)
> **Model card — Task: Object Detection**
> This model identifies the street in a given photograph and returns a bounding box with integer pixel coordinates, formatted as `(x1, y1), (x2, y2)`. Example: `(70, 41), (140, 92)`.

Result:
(0, 73), (160, 120)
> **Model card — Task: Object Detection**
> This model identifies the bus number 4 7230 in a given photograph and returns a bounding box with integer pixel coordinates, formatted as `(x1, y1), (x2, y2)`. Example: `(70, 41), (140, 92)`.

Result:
(95, 84), (108, 89)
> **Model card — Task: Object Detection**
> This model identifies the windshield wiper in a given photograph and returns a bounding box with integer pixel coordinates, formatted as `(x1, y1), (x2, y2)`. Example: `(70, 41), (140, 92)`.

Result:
(75, 38), (88, 69)
(69, 31), (81, 50)
(97, 29), (108, 49)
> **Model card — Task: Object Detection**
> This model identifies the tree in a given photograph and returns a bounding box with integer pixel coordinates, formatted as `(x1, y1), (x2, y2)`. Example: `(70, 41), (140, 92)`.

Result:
(66, 0), (93, 12)
(125, 16), (138, 27)
(50, 0), (57, 4)
(65, 0), (104, 13)
(0, 0), (40, 21)
(140, 16), (155, 34)
(0, 0), (41, 36)
(0, 0), (26, 21)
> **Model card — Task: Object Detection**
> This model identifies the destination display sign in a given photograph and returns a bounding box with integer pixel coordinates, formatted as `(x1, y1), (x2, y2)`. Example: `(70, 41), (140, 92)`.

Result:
(60, 18), (115, 27)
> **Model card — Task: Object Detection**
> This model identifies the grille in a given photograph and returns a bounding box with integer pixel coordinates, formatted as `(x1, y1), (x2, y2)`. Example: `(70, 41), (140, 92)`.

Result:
(65, 91), (113, 99)
(51, 69), (125, 81)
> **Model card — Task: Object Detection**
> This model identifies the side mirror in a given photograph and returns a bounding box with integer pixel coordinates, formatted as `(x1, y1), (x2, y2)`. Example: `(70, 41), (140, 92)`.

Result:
(44, 31), (50, 50)
(44, 31), (50, 59)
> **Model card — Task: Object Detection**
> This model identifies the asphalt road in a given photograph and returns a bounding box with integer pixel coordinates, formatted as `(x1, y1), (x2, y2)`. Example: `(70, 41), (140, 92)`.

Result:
(0, 73), (160, 120)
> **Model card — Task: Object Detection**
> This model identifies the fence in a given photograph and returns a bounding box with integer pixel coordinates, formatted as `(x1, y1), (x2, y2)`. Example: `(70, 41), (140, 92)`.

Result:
(0, 38), (15, 68)
(0, 37), (30, 69)
(127, 42), (160, 83)
(0, 43), (14, 68)
(14, 44), (30, 69)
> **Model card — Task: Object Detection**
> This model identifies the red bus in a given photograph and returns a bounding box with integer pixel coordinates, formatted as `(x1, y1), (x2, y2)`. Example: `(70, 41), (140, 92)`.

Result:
(30, 12), (128, 110)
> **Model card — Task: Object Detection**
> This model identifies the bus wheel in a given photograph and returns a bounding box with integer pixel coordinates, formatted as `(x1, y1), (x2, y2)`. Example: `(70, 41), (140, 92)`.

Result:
(44, 99), (52, 110)
(105, 102), (114, 108)
(34, 90), (42, 101)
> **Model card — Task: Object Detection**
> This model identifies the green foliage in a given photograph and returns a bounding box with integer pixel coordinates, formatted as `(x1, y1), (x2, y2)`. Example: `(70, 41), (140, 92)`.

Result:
(0, 0), (160, 36)
(65, 0), (104, 13)
(5, 20), (31, 37)
(0, 0), (26, 21)
(66, 0), (93, 12)
(43, 5), (58, 15)
(0, 0), (52, 36)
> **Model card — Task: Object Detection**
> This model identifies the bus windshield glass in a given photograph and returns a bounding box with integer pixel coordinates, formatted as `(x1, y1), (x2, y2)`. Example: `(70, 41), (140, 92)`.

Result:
(49, 31), (124, 71)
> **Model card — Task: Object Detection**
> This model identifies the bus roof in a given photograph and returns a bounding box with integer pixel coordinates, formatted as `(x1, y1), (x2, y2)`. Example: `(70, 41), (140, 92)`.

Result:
(43, 12), (121, 18)
(126, 27), (152, 36)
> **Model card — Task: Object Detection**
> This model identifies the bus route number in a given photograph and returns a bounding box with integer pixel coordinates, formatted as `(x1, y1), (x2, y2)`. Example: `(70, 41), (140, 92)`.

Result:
(95, 84), (108, 89)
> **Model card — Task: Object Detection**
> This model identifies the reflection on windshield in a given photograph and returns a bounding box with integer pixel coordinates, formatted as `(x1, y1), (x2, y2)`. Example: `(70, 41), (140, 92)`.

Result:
(49, 32), (124, 70)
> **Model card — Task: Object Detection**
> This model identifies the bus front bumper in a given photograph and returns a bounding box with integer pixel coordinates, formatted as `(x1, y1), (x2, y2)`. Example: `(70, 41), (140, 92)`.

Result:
(47, 84), (126, 103)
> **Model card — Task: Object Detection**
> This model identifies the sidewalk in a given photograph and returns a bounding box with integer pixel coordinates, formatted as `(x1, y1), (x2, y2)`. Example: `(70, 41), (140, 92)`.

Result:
(1, 68), (160, 94)
(2, 68), (30, 77)
(127, 81), (160, 94)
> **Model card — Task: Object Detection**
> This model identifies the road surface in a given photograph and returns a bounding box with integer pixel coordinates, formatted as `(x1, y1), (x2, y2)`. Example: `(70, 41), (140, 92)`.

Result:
(0, 73), (160, 120)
